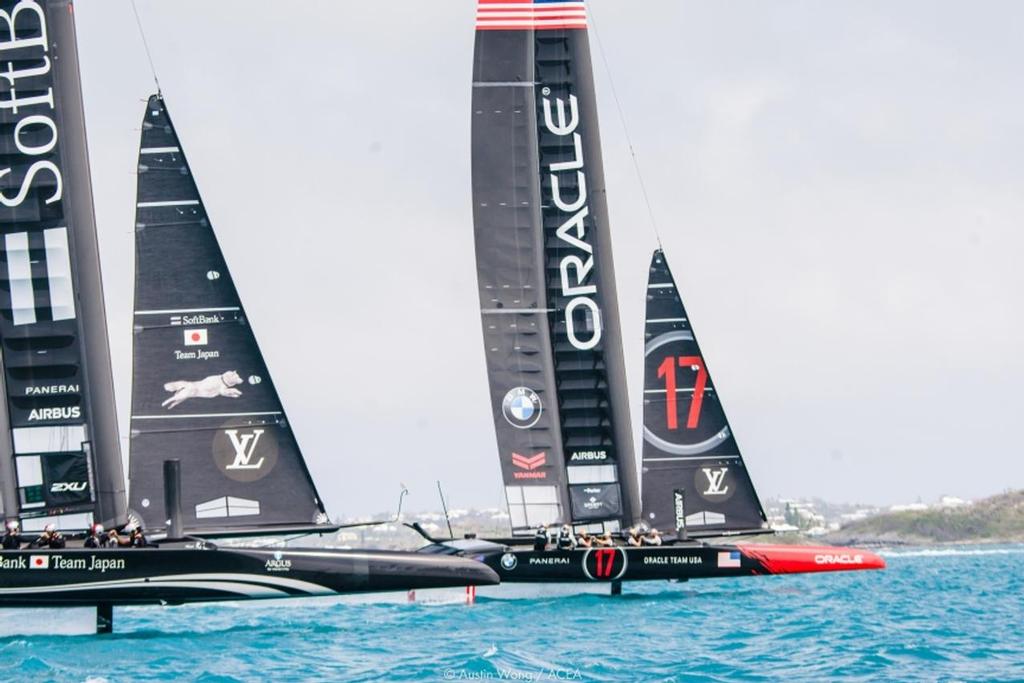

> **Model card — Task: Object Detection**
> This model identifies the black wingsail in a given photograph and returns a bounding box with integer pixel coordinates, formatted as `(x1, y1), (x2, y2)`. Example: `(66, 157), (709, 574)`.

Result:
(128, 95), (328, 535)
(471, 0), (640, 535)
(641, 250), (767, 536)
(0, 0), (127, 531)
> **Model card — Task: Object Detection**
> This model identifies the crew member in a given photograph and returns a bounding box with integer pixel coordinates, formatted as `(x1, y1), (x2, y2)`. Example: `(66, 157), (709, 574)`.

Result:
(47, 524), (66, 549)
(593, 531), (614, 547)
(577, 530), (593, 548)
(556, 524), (576, 550)
(129, 526), (148, 548)
(642, 528), (663, 546)
(2, 520), (21, 550)
(84, 524), (104, 548)
(29, 523), (53, 548)
(105, 529), (128, 548)
(626, 526), (643, 547)
(533, 524), (548, 552)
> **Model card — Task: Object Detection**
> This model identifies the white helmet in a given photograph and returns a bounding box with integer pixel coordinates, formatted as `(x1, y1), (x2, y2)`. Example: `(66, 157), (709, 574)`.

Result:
(5, 520), (18, 531)
(43, 523), (56, 533)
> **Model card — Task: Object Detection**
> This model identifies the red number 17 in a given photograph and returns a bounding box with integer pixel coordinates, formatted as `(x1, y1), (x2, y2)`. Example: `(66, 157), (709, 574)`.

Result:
(657, 356), (707, 430)
(594, 548), (617, 578)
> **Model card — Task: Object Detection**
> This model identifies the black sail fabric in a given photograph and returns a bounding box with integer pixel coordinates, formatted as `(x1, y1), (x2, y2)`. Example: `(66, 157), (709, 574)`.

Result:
(0, 0), (127, 529)
(471, 1), (639, 534)
(641, 250), (767, 535)
(128, 95), (327, 534)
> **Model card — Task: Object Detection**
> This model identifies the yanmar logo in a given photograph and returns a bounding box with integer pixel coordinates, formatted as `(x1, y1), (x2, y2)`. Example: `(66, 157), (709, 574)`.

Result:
(814, 554), (864, 566)
(541, 88), (602, 352)
(511, 452), (546, 479)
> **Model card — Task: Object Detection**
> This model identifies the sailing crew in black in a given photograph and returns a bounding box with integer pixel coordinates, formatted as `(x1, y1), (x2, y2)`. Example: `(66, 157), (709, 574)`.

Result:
(626, 527), (643, 547)
(130, 527), (149, 548)
(577, 530), (593, 548)
(84, 524), (104, 548)
(557, 525), (577, 550)
(2, 521), (22, 549)
(31, 524), (65, 549)
(533, 525), (548, 552)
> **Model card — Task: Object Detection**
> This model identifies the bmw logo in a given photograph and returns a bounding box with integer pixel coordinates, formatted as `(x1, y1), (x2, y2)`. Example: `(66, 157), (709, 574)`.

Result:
(502, 387), (542, 429)
(500, 553), (518, 571)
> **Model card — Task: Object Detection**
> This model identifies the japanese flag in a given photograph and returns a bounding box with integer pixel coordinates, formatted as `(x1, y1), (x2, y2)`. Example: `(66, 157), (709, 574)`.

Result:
(29, 555), (49, 569)
(184, 328), (208, 346)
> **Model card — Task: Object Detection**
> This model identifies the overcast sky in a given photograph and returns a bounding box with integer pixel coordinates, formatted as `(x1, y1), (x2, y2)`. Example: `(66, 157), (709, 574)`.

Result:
(73, 1), (1024, 517)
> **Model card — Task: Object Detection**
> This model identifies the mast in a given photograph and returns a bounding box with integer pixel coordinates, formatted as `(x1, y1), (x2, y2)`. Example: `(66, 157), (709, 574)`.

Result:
(641, 250), (767, 536)
(0, 0), (127, 530)
(128, 95), (329, 536)
(471, 0), (639, 534)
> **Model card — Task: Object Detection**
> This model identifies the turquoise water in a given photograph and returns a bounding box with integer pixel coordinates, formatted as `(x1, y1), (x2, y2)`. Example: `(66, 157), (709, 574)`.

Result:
(0, 546), (1021, 682)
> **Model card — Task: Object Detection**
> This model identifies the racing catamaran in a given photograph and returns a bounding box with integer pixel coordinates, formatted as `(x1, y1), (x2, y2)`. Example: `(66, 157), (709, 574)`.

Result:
(0, 0), (495, 633)
(414, 0), (883, 588)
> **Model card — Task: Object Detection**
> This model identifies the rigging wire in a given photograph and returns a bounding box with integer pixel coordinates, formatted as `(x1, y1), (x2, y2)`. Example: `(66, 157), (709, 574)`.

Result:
(130, 0), (161, 95)
(588, 6), (663, 249)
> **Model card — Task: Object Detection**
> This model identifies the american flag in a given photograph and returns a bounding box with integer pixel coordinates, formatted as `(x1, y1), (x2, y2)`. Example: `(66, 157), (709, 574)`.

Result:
(476, 0), (587, 31)
(717, 550), (742, 569)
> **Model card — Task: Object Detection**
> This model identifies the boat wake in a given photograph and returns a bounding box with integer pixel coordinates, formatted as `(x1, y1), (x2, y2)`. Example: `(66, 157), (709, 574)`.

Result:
(878, 546), (1024, 558)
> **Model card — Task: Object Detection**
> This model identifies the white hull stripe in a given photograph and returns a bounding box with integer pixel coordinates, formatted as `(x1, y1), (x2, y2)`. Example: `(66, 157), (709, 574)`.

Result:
(140, 146), (180, 154)
(481, 308), (554, 314)
(648, 283), (675, 289)
(646, 318), (687, 324)
(0, 572), (336, 597)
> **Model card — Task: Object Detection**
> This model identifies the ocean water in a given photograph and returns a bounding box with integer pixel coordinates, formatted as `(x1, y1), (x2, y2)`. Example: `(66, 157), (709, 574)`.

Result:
(0, 545), (1021, 682)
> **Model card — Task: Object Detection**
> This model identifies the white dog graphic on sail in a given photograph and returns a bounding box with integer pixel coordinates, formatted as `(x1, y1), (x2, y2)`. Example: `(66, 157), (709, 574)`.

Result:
(162, 370), (244, 409)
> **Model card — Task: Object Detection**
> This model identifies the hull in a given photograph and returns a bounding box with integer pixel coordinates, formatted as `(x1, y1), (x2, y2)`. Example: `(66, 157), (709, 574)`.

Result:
(476, 543), (885, 583)
(0, 546), (498, 607)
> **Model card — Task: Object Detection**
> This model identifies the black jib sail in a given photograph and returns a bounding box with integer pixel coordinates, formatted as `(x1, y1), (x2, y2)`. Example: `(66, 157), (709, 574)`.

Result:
(641, 250), (767, 536)
(0, 0), (126, 531)
(471, 0), (639, 534)
(129, 95), (328, 535)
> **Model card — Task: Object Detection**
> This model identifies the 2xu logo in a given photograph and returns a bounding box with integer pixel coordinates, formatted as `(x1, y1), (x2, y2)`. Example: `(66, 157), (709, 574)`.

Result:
(213, 427), (279, 483)
(582, 547), (627, 581)
(50, 481), (86, 493)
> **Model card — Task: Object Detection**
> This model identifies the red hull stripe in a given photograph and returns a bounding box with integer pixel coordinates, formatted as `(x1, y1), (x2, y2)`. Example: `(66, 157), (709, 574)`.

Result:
(737, 544), (886, 575)
(477, 1), (587, 31)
